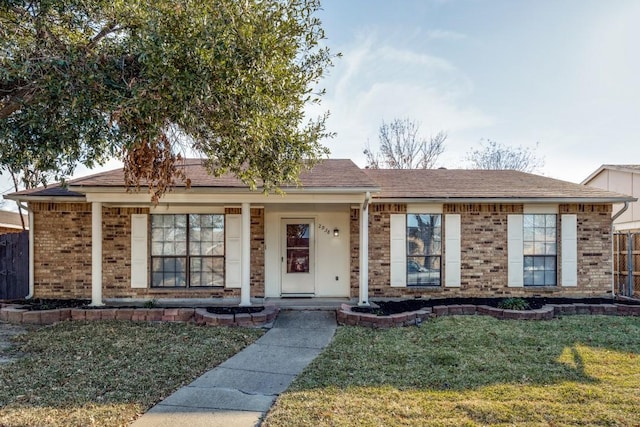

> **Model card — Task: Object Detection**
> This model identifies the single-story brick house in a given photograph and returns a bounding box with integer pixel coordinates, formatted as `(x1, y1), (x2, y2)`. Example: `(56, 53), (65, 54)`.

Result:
(5, 159), (636, 306)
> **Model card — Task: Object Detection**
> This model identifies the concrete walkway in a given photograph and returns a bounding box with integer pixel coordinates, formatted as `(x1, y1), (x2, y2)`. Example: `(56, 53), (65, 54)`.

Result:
(132, 310), (337, 427)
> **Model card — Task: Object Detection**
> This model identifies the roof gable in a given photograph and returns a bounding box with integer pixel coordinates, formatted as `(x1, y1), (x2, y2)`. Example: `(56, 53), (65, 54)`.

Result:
(582, 164), (640, 185)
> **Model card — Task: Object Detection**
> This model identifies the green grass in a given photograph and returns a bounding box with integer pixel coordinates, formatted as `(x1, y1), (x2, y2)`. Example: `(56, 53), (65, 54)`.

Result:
(264, 316), (640, 426)
(0, 321), (263, 426)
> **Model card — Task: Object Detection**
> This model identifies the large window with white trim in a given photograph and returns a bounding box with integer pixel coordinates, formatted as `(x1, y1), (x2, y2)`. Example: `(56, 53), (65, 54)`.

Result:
(407, 214), (442, 286)
(150, 214), (224, 287)
(523, 214), (557, 286)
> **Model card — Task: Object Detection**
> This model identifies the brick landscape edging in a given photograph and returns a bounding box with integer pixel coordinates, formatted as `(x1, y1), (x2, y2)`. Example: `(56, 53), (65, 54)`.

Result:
(0, 303), (279, 327)
(336, 302), (640, 328)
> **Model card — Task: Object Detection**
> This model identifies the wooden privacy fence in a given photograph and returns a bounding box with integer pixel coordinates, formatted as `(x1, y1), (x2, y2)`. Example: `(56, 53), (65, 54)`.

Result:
(0, 230), (29, 300)
(614, 232), (640, 297)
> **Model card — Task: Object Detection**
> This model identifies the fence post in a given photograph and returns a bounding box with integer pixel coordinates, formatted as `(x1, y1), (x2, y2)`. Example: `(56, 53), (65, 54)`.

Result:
(628, 232), (634, 297)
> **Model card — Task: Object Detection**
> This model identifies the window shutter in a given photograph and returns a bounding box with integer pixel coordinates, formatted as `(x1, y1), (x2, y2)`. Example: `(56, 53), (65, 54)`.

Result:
(225, 214), (242, 288)
(507, 215), (524, 287)
(561, 214), (578, 286)
(390, 214), (406, 287)
(130, 214), (148, 288)
(445, 214), (461, 287)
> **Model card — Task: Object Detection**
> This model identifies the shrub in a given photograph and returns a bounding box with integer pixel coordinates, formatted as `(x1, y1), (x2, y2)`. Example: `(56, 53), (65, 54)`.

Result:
(498, 297), (530, 310)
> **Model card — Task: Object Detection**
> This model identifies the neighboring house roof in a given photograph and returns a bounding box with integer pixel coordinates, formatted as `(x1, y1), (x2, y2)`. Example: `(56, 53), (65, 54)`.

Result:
(4, 159), (635, 203)
(0, 209), (28, 230)
(363, 168), (634, 202)
(582, 164), (640, 185)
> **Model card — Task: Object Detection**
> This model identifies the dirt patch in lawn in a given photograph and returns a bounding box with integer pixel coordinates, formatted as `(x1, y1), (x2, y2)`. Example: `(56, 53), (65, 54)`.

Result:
(352, 297), (640, 316)
(0, 322), (28, 364)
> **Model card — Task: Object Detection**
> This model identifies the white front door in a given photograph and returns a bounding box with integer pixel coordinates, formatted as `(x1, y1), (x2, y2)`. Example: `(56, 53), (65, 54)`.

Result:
(281, 219), (315, 295)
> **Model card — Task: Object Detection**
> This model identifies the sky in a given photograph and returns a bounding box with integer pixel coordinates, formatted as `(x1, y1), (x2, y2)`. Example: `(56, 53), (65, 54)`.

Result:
(308, 0), (640, 182)
(2, 0), (639, 202)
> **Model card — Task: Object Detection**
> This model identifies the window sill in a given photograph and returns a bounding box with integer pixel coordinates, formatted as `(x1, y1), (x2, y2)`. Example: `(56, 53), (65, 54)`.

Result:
(523, 286), (558, 292)
(406, 285), (443, 291)
(148, 286), (225, 291)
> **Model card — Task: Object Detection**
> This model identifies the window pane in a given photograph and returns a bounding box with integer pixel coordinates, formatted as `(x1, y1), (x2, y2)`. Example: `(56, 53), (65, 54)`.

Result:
(546, 215), (556, 227)
(533, 270), (545, 284)
(407, 256), (440, 286)
(524, 215), (535, 227)
(151, 257), (186, 287)
(524, 228), (534, 241)
(151, 243), (163, 256)
(523, 242), (534, 255)
(524, 256), (534, 269)
(407, 214), (441, 256)
(545, 243), (557, 255)
(545, 257), (555, 270)
(545, 227), (556, 240)
(534, 242), (545, 255)
(524, 270), (534, 285)
(545, 271), (557, 286)
(534, 215), (545, 227)
(287, 249), (309, 273)
(534, 257), (545, 269)
(287, 224), (310, 248)
(151, 228), (163, 241)
(189, 257), (223, 287)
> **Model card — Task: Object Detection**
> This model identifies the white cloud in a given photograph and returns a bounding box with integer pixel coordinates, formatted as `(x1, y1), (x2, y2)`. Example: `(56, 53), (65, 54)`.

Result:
(308, 33), (494, 167)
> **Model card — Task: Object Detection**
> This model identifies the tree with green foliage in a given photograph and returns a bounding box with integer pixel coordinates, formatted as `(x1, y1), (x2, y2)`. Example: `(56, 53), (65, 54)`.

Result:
(0, 0), (334, 201)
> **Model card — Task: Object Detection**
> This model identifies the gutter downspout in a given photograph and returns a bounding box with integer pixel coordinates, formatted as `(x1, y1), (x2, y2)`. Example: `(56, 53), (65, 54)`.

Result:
(611, 201), (630, 296)
(18, 202), (34, 299)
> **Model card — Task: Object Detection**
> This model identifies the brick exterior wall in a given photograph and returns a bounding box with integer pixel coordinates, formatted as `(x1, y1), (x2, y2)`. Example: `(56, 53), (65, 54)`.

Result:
(30, 200), (612, 301)
(250, 208), (265, 298)
(30, 203), (265, 300)
(349, 202), (615, 299)
(31, 202), (92, 299)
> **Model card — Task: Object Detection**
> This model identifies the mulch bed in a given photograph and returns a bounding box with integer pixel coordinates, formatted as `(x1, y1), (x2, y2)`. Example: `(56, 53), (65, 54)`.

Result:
(206, 306), (264, 315)
(352, 297), (640, 316)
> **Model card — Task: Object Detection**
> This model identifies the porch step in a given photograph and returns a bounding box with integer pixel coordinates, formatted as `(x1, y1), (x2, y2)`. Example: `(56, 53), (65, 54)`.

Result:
(263, 297), (352, 311)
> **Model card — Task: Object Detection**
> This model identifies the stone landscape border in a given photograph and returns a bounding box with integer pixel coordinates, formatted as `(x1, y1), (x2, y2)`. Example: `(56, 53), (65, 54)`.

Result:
(0, 303), (279, 327)
(337, 302), (640, 328)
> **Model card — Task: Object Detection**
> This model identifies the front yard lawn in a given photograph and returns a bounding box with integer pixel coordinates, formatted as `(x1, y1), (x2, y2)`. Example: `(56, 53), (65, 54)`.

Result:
(264, 315), (640, 426)
(0, 321), (263, 426)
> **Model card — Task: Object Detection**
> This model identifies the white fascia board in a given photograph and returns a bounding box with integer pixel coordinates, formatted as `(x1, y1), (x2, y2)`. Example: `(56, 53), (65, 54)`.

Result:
(581, 166), (607, 185)
(3, 195), (86, 203)
(70, 186), (379, 195)
(83, 191), (368, 204)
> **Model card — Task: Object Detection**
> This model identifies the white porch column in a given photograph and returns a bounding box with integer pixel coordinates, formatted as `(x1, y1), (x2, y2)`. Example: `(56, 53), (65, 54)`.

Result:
(90, 202), (104, 306)
(359, 193), (370, 306)
(240, 202), (251, 306)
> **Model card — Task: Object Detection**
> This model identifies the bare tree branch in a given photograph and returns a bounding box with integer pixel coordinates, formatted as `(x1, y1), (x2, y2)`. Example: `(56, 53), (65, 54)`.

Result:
(364, 118), (447, 169)
(465, 139), (544, 172)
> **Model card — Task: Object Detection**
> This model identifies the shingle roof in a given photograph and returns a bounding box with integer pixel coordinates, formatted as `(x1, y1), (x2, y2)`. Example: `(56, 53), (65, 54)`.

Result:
(364, 168), (634, 201)
(7, 184), (85, 198)
(68, 158), (378, 190)
(5, 161), (635, 202)
(0, 210), (28, 228)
